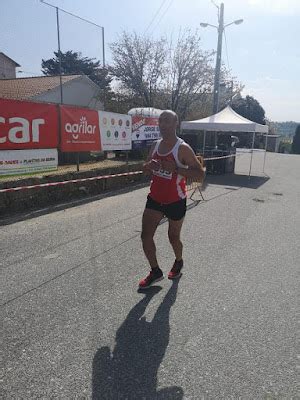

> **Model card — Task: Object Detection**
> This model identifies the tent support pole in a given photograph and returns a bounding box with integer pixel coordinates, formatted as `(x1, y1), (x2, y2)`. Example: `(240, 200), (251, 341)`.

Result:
(263, 134), (268, 174)
(249, 131), (255, 179)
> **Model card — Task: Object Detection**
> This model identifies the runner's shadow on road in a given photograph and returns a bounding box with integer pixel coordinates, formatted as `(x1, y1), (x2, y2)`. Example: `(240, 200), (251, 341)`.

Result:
(92, 281), (184, 400)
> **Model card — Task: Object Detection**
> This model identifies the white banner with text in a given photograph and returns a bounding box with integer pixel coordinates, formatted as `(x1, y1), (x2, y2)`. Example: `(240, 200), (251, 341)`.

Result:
(0, 148), (58, 176)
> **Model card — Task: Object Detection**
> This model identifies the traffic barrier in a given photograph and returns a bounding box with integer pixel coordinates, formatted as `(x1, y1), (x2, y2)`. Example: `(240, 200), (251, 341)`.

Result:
(0, 153), (243, 194)
(186, 155), (206, 202)
(0, 171), (143, 194)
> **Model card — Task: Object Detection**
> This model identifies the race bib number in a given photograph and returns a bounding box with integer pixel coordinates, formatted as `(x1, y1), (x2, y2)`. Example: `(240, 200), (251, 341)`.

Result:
(153, 169), (172, 180)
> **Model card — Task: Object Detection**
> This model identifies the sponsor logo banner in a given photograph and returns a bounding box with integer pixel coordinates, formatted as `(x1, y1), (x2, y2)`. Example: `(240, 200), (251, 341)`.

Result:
(132, 116), (161, 147)
(132, 139), (156, 150)
(0, 148), (58, 176)
(60, 105), (101, 152)
(0, 98), (58, 150)
(99, 111), (132, 151)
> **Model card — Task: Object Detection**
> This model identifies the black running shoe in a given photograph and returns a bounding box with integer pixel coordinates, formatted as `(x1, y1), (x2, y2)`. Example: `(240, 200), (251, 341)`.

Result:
(168, 260), (183, 279)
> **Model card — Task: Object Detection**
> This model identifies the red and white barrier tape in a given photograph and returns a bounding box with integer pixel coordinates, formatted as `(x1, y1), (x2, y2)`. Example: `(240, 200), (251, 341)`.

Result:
(0, 171), (143, 193)
(203, 154), (241, 161)
(0, 153), (243, 194)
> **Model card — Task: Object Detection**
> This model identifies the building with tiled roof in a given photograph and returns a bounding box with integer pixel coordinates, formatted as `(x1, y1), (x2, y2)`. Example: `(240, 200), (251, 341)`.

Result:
(0, 52), (20, 79)
(0, 74), (103, 110)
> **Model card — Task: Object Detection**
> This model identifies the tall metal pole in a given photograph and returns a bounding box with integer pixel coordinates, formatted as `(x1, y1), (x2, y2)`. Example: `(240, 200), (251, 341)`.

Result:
(263, 134), (268, 174)
(41, 1), (105, 106)
(212, 2), (224, 114)
(229, 80), (234, 105)
(101, 26), (106, 110)
(56, 7), (63, 104)
(249, 131), (255, 179)
(102, 27), (105, 67)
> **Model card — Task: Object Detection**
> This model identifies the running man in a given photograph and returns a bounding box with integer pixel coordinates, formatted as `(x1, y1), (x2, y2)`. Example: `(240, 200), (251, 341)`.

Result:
(139, 110), (205, 289)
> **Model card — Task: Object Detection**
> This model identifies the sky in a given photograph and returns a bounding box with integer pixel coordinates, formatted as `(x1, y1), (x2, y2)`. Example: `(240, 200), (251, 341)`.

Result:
(1, 0), (299, 122)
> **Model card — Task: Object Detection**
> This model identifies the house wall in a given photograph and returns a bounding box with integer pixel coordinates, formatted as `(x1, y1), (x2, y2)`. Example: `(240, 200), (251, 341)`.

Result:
(31, 78), (104, 110)
(0, 54), (17, 79)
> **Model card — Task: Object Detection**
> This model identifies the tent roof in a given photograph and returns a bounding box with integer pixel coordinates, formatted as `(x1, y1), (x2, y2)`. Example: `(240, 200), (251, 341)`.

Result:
(181, 105), (268, 133)
(128, 107), (163, 117)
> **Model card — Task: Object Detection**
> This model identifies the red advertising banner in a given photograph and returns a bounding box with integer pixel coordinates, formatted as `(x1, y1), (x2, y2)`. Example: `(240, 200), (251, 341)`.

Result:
(131, 115), (160, 149)
(0, 98), (58, 150)
(60, 105), (101, 152)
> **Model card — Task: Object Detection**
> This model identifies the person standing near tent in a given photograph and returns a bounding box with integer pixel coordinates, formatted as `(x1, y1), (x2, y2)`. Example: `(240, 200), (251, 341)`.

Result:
(139, 110), (205, 289)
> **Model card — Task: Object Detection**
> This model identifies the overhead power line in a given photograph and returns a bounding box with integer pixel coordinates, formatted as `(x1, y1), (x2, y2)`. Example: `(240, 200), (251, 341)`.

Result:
(144, 0), (169, 35)
(149, 0), (174, 36)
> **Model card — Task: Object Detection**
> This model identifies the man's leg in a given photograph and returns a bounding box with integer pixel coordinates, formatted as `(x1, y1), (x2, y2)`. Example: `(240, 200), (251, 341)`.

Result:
(168, 217), (184, 261)
(141, 208), (164, 269)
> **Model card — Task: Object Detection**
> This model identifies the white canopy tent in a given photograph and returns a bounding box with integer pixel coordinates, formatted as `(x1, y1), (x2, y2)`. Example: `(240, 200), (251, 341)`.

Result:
(181, 106), (269, 177)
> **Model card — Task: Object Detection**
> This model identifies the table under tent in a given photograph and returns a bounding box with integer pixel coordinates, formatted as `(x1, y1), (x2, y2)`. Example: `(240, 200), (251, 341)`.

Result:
(180, 106), (269, 177)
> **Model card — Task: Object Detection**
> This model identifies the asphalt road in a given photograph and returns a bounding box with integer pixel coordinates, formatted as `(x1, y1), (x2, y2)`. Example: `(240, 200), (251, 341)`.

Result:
(1, 151), (299, 399)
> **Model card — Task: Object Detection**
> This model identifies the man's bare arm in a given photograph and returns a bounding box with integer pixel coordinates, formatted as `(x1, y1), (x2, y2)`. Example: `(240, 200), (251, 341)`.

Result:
(143, 142), (160, 175)
(177, 144), (206, 179)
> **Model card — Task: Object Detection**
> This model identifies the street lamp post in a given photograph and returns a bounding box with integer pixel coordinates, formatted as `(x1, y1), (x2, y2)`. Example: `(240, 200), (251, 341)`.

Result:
(213, 2), (224, 115)
(200, 2), (243, 114)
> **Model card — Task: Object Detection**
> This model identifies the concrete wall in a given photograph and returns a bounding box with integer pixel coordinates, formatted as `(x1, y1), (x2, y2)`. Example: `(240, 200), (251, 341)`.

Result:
(32, 76), (104, 110)
(0, 54), (17, 79)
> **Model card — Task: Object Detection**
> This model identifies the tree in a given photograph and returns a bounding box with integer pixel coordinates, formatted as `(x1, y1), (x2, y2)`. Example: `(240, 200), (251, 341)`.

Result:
(232, 95), (266, 125)
(103, 85), (141, 114)
(110, 31), (240, 121)
(41, 50), (111, 91)
(278, 140), (292, 154)
(162, 30), (215, 120)
(291, 125), (300, 154)
(110, 32), (167, 107)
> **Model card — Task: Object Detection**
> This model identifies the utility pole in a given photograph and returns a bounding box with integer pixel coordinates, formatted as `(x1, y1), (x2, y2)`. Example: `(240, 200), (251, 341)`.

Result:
(213, 2), (224, 114)
(200, 3), (243, 114)
(56, 6), (63, 104)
